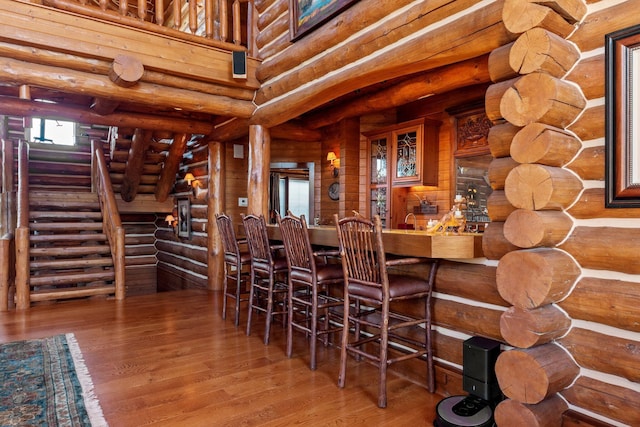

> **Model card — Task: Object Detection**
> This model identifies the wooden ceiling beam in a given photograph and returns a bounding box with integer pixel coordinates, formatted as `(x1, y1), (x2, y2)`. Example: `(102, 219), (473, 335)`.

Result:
(0, 96), (215, 135)
(304, 55), (491, 130)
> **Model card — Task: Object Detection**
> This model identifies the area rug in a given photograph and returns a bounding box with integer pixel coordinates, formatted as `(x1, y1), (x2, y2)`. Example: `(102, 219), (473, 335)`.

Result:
(0, 333), (108, 426)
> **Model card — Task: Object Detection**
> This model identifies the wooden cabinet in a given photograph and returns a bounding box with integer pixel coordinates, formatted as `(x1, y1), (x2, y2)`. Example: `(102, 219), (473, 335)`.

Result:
(390, 119), (440, 187)
(365, 118), (440, 227)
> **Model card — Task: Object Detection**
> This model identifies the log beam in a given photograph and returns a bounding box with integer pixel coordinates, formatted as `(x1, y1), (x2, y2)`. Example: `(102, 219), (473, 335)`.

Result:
(304, 56), (491, 130)
(0, 96), (215, 135)
(500, 305), (571, 348)
(0, 56), (255, 118)
(510, 123), (581, 167)
(207, 141), (224, 291)
(503, 209), (573, 248)
(505, 164), (582, 210)
(155, 133), (190, 202)
(495, 395), (568, 427)
(121, 128), (153, 202)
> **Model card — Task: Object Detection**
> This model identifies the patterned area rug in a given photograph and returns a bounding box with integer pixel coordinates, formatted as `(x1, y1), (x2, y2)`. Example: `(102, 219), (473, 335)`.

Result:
(0, 333), (107, 426)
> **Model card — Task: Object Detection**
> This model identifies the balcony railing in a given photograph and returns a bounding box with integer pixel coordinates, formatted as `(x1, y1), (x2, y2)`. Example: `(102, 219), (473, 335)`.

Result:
(39, 0), (252, 53)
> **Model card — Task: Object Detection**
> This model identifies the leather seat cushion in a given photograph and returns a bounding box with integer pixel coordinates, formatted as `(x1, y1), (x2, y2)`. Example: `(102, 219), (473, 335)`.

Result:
(348, 274), (430, 301)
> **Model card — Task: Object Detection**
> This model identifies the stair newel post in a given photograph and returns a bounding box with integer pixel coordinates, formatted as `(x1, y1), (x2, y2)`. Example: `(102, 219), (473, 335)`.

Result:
(15, 141), (30, 310)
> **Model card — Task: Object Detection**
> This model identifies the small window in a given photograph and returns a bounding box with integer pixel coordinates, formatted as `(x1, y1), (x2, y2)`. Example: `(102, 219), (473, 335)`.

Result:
(30, 118), (75, 145)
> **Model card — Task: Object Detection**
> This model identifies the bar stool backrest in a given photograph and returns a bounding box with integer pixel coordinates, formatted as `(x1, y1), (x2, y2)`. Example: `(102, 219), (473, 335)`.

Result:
(334, 214), (385, 296)
(242, 213), (273, 267)
(277, 213), (315, 276)
(216, 213), (241, 262)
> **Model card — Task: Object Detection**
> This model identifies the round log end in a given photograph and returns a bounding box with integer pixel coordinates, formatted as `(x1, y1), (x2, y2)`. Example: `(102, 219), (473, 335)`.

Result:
(494, 395), (568, 427)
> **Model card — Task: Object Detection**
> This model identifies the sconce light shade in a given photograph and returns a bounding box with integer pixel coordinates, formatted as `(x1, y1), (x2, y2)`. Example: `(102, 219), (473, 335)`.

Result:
(165, 214), (176, 226)
(184, 173), (195, 186)
(327, 151), (337, 162)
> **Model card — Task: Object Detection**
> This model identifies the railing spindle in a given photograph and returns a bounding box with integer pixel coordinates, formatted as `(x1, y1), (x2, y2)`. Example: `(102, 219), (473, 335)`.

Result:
(155, 0), (164, 26)
(219, 0), (228, 42)
(173, 0), (182, 29)
(205, 0), (213, 38)
(232, 0), (240, 45)
(120, 0), (128, 16)
(188, 0), (197, 34)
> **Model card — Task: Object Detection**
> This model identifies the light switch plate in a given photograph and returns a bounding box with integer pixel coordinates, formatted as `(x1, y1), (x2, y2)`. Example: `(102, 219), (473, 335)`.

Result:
(238, 197), (248, 207)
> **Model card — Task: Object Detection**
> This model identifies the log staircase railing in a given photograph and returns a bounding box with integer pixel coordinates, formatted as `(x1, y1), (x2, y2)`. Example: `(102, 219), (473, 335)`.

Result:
(14, 140), (30, 309)
(40, 0), (252, 54)
(92, 139), (125, 300)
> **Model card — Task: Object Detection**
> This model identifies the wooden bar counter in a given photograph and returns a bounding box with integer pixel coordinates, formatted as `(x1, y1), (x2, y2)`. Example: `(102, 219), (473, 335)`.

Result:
(267, 225), (484, 259)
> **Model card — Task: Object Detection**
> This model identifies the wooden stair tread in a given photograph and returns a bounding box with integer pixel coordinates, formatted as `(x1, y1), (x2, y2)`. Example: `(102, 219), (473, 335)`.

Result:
(30, 211), (103, 219)
(30, 233), (107, 242)
(31, 222), (103, 231)
(29, 285), (115, 302)
(30, 191), (99, 201)
(30, 270), (115, 286)
(31, 257), (113, 269)
(30, 245), (111, 256)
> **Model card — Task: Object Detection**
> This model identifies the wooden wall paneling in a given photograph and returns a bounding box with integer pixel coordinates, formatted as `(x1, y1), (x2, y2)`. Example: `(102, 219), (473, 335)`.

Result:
(156, 263), (206, 291)
(125, 265), (156, 296)
(560, 327), (640, 383)
(560, 376), (640, 427)
(560, 226), (640, 275)
(558, 276), (640, 332)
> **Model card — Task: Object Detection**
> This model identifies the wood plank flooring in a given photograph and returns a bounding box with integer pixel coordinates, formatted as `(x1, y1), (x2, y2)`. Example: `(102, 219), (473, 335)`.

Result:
(0, 289), (440, 426)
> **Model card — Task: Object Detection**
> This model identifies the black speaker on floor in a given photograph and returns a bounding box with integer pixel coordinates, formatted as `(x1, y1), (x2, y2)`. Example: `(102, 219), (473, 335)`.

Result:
(232, 50), (247, 79)
(435, 336), (502, 427)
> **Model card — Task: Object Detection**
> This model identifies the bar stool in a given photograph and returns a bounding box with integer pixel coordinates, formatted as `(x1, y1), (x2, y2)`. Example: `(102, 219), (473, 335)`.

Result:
(215, 213), (251, 327)
(333, 214), (438, 408)
(277, 212), (343, 370)
(242, 213), (289, 345)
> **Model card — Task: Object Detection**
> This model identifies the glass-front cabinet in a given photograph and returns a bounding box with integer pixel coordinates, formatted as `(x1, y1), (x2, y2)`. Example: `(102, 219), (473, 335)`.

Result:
(365, 118), (440, 227)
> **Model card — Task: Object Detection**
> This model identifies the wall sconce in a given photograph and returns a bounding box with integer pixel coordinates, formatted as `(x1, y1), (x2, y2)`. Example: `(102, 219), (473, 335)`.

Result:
(184, 172), (208, 199)
(165, 214), (177, 230)
(327, 151), (340, 177)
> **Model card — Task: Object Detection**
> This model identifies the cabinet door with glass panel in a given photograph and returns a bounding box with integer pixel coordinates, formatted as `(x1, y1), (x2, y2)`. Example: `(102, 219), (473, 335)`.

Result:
(391, 118), (439, 187)
(365, 118), (440, 227)
(368, 133), (390, 227)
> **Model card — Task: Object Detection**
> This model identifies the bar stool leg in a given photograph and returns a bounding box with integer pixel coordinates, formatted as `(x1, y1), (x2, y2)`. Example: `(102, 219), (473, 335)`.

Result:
(246, 271), (256, 337)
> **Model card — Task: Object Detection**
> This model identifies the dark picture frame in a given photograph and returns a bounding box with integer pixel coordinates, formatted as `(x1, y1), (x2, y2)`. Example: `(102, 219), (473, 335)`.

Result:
(289, 0), (359, 41)
(177, 198), (191, 238)
(605, 24), (640, 207)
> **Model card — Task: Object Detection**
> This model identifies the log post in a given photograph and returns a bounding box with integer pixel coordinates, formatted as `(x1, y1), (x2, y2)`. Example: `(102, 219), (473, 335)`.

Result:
(247, 124), (270, 217)
(503, 209), (573, 248)
(208, 140), (224, 291)
(510, 123), (581, 166)
(0, 238), (9, 311)
(500, 73), (586, 128)
(509, 28), (580, 77)
(155, 133), (190, 202)
(495, 344), (580, 404)
(121, 128), (153, 202)
(500, 305), (571, 348)
(504, 164), (582, 210)
(496, 248), (580, 309)
(494, 395), (568, 427)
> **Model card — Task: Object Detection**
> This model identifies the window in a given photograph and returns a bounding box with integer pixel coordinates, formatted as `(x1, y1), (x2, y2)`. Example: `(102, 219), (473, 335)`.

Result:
(30, 118), (75, 145)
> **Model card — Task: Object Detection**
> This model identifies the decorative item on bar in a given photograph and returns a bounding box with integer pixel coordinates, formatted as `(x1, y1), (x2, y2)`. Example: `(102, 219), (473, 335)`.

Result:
(426, 196), (466, 234)
(413, 193), (438, 214)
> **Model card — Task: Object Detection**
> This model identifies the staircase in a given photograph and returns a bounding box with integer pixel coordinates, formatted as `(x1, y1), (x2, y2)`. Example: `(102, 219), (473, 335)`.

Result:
(26, 141), (117, 303)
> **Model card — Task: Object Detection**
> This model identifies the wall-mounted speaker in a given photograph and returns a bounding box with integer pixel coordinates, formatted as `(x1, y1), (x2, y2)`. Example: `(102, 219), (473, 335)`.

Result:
(232, 50), (247, 80)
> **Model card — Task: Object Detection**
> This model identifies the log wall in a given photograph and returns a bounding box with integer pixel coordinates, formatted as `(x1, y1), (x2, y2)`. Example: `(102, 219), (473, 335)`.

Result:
(484, 1), (640, 425)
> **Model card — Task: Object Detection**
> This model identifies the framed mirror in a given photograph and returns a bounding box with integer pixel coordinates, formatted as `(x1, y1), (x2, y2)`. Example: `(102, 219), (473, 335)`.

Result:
(605, 24), (640, 207)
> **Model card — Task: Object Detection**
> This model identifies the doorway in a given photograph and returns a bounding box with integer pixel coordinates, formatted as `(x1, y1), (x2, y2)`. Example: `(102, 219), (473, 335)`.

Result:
(269, 162), (315, 223)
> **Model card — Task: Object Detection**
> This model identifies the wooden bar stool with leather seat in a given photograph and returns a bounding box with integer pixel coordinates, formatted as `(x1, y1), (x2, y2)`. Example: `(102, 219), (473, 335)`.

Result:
(242, 213), (289, 345)
(277, 212), (343, 370)
(333, 214), (438, 408)
(215, 213), (251, 327)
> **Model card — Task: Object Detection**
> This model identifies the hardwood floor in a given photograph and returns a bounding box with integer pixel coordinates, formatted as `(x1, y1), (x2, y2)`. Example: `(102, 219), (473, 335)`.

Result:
(0, 290), (441, 426)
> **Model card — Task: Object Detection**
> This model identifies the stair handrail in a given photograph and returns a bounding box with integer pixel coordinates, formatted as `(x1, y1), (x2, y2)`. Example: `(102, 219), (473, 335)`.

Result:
(14, 140), (30, 309)
(91, 139), (125, 300)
